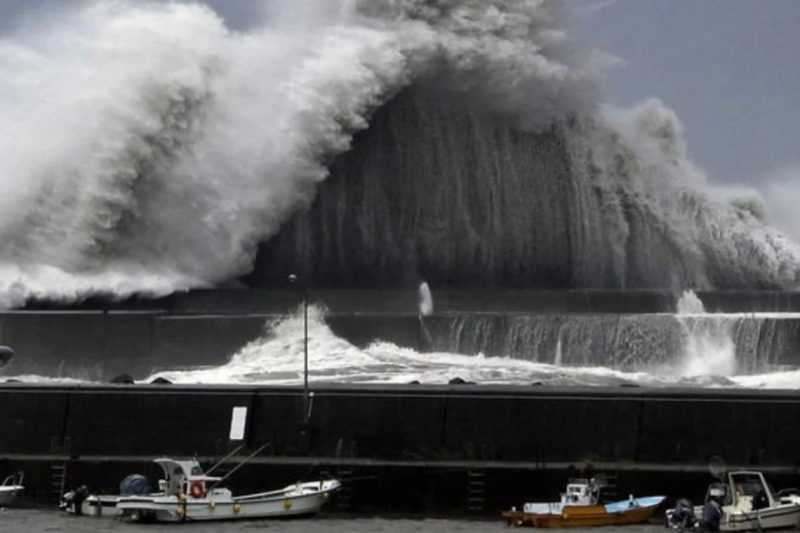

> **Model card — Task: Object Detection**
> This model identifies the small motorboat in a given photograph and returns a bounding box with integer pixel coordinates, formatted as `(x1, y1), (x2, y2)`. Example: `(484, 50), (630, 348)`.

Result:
(666, 471), (800, 532)
(117, 458), (341, 522)
(61, 477), (149, 518)
(0, 471), (24, 506)
(503, 477), (665, 528)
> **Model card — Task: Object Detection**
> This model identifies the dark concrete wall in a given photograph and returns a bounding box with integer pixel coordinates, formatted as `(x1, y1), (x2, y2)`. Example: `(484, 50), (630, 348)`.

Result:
(3, 384), (800, 514)
(3, 384), (800, 467)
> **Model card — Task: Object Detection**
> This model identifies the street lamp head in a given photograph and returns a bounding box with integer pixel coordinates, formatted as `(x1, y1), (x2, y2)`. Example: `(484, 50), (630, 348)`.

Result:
(288, 274), (298, 284)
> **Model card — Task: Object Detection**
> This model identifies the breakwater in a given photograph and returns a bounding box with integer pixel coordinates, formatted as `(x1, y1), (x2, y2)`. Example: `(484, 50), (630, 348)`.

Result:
(1, 383), (799, 513)
(3, 289), (800, 380)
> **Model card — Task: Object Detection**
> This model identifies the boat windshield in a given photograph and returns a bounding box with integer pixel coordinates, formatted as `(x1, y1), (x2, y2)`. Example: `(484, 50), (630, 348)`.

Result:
(731, 474), (765, 496)
(730, 473), (771, 508)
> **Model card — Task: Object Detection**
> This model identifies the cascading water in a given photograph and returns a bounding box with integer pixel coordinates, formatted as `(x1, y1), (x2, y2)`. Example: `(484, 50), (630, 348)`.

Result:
(2, 1), (800, 389)
(554, 336), (563, 367)
(418, 281), (434, 350)
(674, 290), (737, 377)
(0, 1), (799, 305)
(145, 304), (800, 388)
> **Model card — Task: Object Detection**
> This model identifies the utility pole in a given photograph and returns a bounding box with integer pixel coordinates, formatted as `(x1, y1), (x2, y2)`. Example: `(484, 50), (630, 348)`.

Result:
(288, 274), (309, 424)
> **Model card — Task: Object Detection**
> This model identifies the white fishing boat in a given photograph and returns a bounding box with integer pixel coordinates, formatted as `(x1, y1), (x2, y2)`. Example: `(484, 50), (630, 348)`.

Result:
(0, 472), (24, 506)
(666, 471), (800, 531)
(117, 458), (340, 522)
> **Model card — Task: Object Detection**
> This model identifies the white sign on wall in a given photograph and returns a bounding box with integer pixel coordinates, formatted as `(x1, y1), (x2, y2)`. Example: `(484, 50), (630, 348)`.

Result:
(229, 406), (248, 441)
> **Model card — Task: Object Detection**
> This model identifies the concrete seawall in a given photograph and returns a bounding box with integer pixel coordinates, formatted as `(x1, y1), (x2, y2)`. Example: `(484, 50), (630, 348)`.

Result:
(2, 384), (799, 513)
(3, 308), (800, 380)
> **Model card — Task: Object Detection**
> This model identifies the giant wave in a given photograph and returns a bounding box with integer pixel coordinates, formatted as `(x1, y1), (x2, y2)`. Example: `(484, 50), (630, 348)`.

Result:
(0, 0), (798, 307)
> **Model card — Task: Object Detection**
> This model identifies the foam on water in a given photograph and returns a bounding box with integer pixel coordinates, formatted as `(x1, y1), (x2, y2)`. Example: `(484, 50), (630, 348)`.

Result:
(675, 290), (737, 377)
(144, 305), (796, 389)
(0, 1), (799, 306)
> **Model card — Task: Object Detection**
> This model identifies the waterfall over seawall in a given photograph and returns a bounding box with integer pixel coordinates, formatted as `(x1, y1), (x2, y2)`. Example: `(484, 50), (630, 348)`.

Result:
(251, 88), (800, 290)
(4, 289), (800, 384)
(0, 1), (798, 304)
(425, 313), (799, 374)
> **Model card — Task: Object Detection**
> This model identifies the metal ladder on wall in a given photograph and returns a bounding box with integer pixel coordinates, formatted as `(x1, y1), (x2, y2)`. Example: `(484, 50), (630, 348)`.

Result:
(334, 466), (355, 511)
(316, 466), (355, 511)
(49, 436), (71, 502)
(466, 469), (486, 513)
(50, 461), (67, 502)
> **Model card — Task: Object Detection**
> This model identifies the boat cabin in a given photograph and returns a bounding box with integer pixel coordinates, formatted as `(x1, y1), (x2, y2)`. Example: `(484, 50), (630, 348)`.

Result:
(154, 458), (221, 498)
(703, 471), (775, 512)
(561, 478), (604, 506)
(727, 471), (774, 511)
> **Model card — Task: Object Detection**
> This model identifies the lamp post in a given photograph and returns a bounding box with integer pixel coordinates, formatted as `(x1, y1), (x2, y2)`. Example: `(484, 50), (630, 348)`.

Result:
(288, 274), (309, 424)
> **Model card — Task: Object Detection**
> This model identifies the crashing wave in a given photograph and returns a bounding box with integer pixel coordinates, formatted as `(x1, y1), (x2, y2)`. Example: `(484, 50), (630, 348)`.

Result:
(0, 0), (797, 306)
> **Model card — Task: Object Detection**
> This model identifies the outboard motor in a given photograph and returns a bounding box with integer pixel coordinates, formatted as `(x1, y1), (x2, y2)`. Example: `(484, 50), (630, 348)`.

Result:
(700, 498), (722, 532)
(666, 498), (696, 530)
(60, 485), (89, 515)
(0, 345), (14, 367)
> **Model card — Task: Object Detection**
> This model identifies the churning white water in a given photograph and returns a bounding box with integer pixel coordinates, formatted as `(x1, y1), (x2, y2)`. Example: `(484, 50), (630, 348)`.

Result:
(145, 306), (668, 387)
(0, 0), (595, 306)
(0, 1), (798, 306)
(143, 304), (800, 389)
(675, 290), (737, 377)
(2, 2), (800, 390)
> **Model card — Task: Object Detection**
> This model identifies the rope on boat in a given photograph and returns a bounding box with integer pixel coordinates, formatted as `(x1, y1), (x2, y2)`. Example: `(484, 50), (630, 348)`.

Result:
(207, 444), (268, 492)
(205, 444), (245, 476)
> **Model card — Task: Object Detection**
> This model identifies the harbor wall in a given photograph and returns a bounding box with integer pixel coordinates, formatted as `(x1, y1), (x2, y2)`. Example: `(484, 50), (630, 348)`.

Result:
(3, 307), (800, 379)
(20, 289), (800, 315)
(2, 384), (800, 513)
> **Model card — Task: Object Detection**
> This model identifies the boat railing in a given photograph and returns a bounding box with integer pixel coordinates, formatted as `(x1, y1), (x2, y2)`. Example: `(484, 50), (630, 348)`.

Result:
(2, 471), (23, 487)
(233, 487), (295, 501)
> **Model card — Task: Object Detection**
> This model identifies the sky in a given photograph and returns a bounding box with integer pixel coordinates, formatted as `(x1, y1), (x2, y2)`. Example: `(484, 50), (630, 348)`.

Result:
(575, 0), (800, 190)
(1, 0), (798, 202)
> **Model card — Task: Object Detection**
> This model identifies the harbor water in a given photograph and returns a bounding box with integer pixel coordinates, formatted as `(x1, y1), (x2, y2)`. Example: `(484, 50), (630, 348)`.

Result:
(0, 510), (666, 533)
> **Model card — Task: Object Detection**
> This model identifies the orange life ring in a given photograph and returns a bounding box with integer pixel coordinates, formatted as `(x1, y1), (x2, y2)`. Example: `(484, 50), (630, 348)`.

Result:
(190, 480), (206, 499)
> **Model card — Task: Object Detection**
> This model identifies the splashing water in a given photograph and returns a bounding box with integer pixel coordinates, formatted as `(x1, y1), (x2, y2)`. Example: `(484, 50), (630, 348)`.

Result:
(676, 290), (705, 314)
(554, 335), (563, 366)
(141, 305), (798, 389)
(418, 282), (433, 317)
(0, 1), (797, 307)
(675, 290), (737, 377)
(145, 306), (664, 386)
(0, 0), (596, 306)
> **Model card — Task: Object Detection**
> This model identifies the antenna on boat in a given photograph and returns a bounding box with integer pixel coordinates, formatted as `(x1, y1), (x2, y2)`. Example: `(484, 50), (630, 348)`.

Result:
(708, 455), (727, 480)
(205, 444), (245, 476)
(206, 444), (268, 492)
(288, 273), (310, 424)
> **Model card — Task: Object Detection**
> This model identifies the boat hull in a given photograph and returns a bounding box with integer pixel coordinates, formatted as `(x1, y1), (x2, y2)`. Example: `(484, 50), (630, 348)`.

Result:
(81, 495), (123, 517)
(721, 505), (800, 532)
(118, 481), (340, 522)
(504, 496), (665, 528)
(0, 486), (23, 506)
(504, 504), (660, 528)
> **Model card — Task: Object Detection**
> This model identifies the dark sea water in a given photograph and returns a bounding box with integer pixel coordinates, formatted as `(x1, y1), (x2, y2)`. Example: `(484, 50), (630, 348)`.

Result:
(0, 509), (667, 533)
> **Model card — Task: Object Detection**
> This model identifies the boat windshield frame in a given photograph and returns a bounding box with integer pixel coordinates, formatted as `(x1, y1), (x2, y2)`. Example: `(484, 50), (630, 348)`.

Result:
(728, 471), (775, 509)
